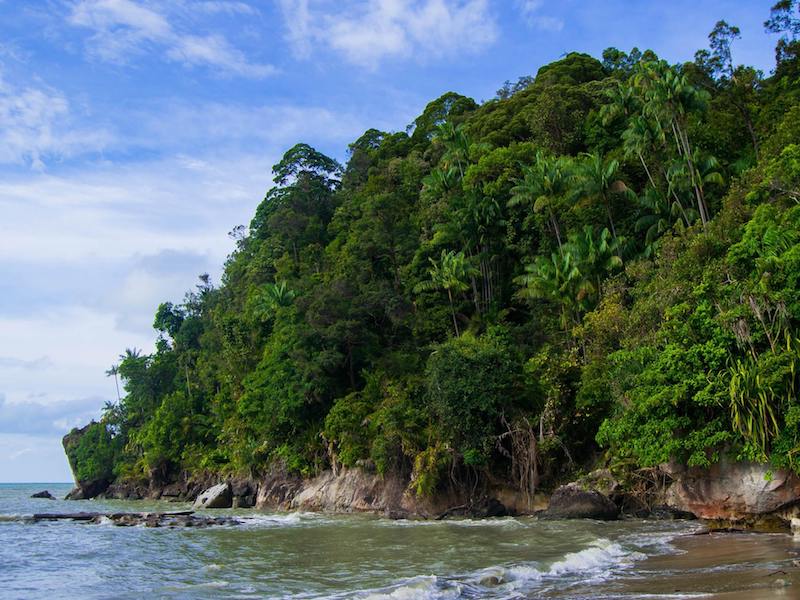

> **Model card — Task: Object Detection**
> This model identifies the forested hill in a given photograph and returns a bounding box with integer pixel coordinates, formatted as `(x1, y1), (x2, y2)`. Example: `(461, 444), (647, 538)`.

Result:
(66, 5), (800, 500)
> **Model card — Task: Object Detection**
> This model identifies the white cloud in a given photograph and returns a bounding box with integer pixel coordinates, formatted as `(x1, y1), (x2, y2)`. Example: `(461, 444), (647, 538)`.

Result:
(515, 0), (563, 32)
(68, 0), (275, 78)
(278, 0), (498, 69)
(195, 1), (258, 16)
(0, 393), (105, 435)
(0, 74), (112, 169)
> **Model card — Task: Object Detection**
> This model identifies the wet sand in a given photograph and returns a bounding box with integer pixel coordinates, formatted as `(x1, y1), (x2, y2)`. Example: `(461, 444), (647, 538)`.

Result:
(610, 532), (800, 599)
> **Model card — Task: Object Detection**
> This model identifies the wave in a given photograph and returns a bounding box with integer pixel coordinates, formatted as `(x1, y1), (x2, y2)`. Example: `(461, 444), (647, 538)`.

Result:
(322, 537), (652, 600)
(376, 516), (527, 529)
(236, 512), (331, 529)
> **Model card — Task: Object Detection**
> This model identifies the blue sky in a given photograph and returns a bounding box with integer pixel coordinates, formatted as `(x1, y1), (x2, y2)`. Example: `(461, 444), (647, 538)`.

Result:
(0, 0), (781, 483)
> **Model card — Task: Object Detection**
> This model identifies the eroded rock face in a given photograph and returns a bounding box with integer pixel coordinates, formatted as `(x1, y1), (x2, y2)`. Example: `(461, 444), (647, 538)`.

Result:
(192, 483), (232, 509)
(540, 483), (619, 520)
(665, 459), (800, 521)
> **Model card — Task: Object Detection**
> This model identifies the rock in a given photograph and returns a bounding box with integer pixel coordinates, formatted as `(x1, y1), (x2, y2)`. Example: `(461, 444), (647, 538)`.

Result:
(664, 458), (800, 522)
(64, 478), (111, 500)
(792, 517), (800, 537)
(640, 505), (697, 520)
(192, 483), (232, 509)
(476, 498), (507, 518)
(540, 483), (619, 520)
(232, 495), (255, 509)
(577, 469), (620, 497)
(62, 424), (112, 500)
(479, 574), (503, 586)
(31, 490), (55, 500)
(33, 510), (238, 528)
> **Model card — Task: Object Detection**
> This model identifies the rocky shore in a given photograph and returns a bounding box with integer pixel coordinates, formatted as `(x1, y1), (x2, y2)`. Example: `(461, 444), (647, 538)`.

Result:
(63, 455), (800, 532)
(29, 510), (239, 527)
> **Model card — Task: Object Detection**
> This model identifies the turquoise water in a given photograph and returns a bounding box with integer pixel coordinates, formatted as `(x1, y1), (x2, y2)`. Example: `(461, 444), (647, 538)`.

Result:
(1, 483), (797, 599)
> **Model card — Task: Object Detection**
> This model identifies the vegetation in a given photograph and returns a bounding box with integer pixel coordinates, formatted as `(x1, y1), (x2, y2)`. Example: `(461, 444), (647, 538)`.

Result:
(68, 4), (800, 499)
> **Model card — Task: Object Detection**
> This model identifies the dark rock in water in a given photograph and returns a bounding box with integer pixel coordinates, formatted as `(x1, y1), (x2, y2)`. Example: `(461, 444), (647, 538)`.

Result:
(31, 490), (55, 500)
(540, 483), (619, 520)
(384, 508), (410, 520)
(193, 483), (232, 509)
(65, 478), (111, 500)
(31, 510), (240, 528)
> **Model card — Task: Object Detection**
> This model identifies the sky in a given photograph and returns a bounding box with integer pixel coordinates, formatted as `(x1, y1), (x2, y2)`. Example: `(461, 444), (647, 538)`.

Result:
(0, 0), (782, 483)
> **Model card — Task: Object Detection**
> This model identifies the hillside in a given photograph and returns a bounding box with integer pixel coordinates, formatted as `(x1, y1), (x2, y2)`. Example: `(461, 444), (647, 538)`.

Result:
(65, 6), (800, 510)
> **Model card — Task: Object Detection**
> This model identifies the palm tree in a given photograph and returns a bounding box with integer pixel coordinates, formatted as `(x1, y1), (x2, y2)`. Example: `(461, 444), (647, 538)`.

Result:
(105, 364), (121, 402)
(434, 122), (470, 179)
(422, 166), (459, 200)
(566, 226), (624, 300)
(414, 249), (478, 336)
(573, 153), (630, 238)
(600, 82), (639, 126)
(635, 187), (694, 255)
(622, 114), (663, 191)
(515, 251), (588, 330)
(635, 61), (712, 226)
(510, 152), (573, 253)
(264, 281), (296, 307)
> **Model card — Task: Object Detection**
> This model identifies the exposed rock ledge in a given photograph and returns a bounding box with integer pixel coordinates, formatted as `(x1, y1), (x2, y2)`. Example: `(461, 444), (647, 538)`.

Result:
(64, 458), (800, 529)
(257, 467), (548, 518)
(663, 458), (800, 531)
(69, 466), (548, 519)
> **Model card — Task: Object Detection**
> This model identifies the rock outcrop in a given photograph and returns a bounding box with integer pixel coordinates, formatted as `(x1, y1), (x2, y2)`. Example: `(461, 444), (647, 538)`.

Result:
(31, 511), (238, 527)
(193, 482), (233, 509)
(31, 490), (55, 500)
(664, 458), (800, 528)
(540, 482), (619, 520)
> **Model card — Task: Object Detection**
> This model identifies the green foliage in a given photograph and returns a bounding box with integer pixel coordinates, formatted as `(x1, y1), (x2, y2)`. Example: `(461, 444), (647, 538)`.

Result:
(64, 422), (120, 483)
(66, 19), (800, 493)
(425, 328), (527, 461)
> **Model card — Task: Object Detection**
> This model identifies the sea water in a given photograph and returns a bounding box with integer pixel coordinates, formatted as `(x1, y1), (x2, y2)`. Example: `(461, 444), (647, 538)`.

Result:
(1, 483), (798, 599)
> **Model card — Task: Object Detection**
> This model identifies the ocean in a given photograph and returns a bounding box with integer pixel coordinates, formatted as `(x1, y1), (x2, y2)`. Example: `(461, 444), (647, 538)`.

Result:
(1, 483), (798, 599)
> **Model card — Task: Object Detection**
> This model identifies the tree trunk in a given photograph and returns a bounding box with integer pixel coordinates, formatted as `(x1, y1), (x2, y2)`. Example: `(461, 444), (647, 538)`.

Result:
(447, 289), (460, 337)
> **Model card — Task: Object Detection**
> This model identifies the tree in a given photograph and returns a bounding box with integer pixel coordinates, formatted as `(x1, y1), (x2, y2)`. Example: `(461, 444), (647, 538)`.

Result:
(515, 251), (586, 330)
(510, 151), (573, 252)
(635, 60), (713, 226)
(573, 152), (630, 238)
(414, 250), (478, 336)
(105, 364), (121, 403)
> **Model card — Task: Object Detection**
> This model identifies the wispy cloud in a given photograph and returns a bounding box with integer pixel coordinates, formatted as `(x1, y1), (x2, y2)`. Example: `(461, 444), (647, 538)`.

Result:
(515, 0), (563, 33)
(278, 0), (498, 69)
(0, 73), (112, 169)
(194, 1), (258, 16)
(68, 0), (275, 78)
(0, 393), (105, 435)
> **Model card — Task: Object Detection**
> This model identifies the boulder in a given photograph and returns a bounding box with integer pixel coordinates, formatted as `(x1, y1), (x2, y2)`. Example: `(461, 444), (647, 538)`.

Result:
(31, 490), (55, 500)
(664, 458), (800, 521)
(192, 483), (232, 509)
(65, 479), (111, 500)
(540, 483), (619, 520)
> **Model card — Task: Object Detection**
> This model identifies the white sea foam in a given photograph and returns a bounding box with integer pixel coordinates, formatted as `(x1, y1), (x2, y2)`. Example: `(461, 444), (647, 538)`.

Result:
(359, 576), (462, 600)
(237, 511), (328, 528)
(377, 516), (527, 529)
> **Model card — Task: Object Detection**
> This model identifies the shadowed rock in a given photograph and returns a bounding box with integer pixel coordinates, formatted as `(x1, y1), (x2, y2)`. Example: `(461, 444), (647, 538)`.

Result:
(31, 490), (55, 500)
(29, 510), (239, 528)
(540, 483), (619, 520)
